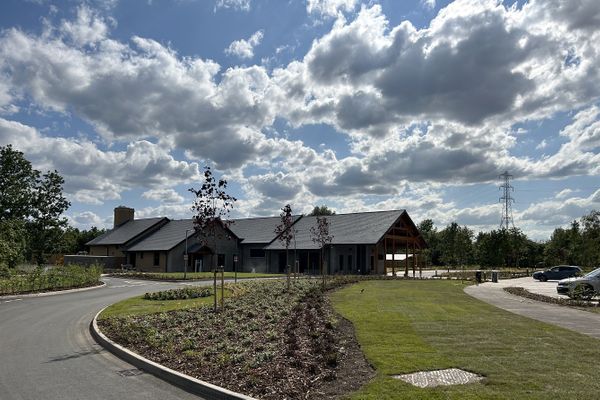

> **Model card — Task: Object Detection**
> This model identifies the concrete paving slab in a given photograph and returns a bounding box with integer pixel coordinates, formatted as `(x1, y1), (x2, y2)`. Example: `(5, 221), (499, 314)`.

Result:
(465, 279), (600, 339)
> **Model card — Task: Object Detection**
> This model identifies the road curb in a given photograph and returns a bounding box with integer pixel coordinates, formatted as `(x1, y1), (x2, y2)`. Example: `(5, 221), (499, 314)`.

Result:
(0, 281), (106, 300)
(90, 308), (257, 400)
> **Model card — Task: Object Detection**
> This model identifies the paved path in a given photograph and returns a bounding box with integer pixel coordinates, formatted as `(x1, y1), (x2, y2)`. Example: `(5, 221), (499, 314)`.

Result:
(465, 278), (600, 339)
(0, 277), (211, 400)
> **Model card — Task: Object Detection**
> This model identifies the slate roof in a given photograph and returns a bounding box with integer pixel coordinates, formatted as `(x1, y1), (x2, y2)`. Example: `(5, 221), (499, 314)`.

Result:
(265, 210), (406, 250)
(127, 219), (196, 252)
(126, 215), (304, 252)
(86, 218), (167, 246)
(228, 216), (301, 244)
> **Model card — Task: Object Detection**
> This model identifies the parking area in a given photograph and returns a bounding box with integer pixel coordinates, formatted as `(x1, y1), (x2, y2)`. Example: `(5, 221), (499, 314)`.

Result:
(485, 276), (567, 299)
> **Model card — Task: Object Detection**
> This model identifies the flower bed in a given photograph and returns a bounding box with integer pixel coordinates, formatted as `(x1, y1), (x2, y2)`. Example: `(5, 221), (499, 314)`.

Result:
(98, 278), (373, 399)
(504, 287), (600, 310)
(0, 264), (102, 295)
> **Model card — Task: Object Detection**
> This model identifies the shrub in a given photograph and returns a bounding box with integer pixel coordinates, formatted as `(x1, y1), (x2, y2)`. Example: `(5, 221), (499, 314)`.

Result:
(143, 287), (212, 301)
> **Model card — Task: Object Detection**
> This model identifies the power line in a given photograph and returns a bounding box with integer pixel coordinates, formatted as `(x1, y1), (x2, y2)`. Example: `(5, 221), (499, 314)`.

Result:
(499, 171), (515, 229)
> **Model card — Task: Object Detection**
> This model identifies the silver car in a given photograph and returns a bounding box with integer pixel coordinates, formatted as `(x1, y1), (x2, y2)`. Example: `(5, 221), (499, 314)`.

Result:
(557, 267), (600, 300)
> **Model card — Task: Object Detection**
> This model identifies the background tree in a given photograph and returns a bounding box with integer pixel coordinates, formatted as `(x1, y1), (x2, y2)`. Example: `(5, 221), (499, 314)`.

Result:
(0, 145), (70, 264)
(308, 205), (335, 216)
(438, 222), (473, 269)
(580, 210), (600, 268)
(28, 171), (71, 263)
(60, 226), (106, 254)
(310, 216), (333, 288)
(417, 219), (440, 267)
(0, 219), (26, 268)
(189, 166), (236, 311)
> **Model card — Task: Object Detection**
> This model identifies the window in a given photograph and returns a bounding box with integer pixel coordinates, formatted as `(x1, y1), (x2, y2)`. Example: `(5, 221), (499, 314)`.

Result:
(339, 255), (344, 271)
(250, 248), (265, 258)
(140, 252), (144, 259)
(153, 252), (160, 266)
(348, 255), (353, 270)
(217, 254), (225, 267)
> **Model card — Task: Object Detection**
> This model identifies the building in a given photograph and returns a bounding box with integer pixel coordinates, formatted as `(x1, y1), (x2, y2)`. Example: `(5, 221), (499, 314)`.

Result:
(79, 207), (426, 275)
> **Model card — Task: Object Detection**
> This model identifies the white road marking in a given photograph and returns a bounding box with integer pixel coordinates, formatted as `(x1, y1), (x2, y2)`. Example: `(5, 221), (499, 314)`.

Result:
(1, 298), (23, 304)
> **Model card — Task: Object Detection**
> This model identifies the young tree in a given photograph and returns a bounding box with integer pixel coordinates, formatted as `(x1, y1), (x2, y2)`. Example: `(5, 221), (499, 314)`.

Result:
(310, 216), (333, 289)
(189, 166), (236, 311)
(274, 204), (294, 290)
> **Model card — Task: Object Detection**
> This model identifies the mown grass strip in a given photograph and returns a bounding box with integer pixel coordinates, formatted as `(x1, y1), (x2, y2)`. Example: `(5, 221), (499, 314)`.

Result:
(331, 280), (600, 400)
(107, 271), (284, 281)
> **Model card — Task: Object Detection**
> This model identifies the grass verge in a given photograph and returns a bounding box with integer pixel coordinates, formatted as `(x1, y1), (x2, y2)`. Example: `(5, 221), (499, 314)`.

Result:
(107, 271), (284, 281)
(331, 280), (600, 400)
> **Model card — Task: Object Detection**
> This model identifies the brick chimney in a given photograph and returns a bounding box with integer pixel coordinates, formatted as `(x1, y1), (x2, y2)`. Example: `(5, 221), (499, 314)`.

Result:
(114, 206), (134, 228)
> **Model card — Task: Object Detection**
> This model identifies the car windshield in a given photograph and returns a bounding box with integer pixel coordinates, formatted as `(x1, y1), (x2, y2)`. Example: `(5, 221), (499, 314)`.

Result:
(584, 268), (600, 278)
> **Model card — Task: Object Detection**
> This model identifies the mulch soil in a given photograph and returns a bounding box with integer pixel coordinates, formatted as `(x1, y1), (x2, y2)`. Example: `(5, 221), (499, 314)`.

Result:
(99, 279), (375, 399)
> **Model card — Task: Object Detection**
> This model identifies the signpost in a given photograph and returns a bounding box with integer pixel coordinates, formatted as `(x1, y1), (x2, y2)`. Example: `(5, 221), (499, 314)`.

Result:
(233, 255), (238, 283)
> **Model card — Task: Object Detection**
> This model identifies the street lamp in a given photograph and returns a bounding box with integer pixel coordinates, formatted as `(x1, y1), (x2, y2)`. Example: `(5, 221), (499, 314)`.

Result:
(184, 228), (195, 279)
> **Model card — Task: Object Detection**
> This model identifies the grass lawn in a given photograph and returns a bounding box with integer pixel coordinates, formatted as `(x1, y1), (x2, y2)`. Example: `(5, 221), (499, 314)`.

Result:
(108, 271), (284, 281)
(331, 280), (600, 400)
(100, 289), (234, 318)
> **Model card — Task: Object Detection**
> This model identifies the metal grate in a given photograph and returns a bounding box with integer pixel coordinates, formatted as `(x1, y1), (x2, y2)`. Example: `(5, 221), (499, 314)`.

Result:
(116, 368), (145, 377)
(392, 368), (484, 388)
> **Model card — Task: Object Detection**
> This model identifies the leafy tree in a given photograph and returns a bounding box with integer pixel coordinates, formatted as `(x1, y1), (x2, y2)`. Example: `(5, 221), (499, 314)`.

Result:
(28, 171), (71, 263)
(580, 210), (600, 268)
(60, 226), (106, 254)
(0, 145), (38, 221)
(189, 166), (236, 311)
(0, 145), (70, 264)
(438, 222), (473, 268)
(308, 205), (336, 216)
(310, 216), (333, 288)
(417, 219), (441, 266)
(0, 219), (26, 267)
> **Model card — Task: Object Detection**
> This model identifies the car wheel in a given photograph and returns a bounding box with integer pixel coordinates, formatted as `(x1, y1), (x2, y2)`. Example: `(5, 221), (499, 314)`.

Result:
(572, 284), (595, 301)
(539, 275), (548, 282)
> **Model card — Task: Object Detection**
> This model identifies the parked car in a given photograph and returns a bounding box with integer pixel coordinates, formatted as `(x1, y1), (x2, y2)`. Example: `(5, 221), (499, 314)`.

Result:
(557, 267), (600, 300)
(532, 265), (582, 281)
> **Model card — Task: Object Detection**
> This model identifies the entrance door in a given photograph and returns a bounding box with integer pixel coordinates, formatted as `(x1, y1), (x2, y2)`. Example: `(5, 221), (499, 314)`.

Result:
(278, 252), (286, 273)
(195, 258), (203, 272)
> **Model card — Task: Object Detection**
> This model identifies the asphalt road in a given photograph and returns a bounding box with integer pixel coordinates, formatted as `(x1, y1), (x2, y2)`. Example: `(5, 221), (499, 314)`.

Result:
(0, 277), (211, 400)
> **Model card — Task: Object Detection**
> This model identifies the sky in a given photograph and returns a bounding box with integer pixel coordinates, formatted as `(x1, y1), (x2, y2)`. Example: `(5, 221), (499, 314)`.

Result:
(0, 0), (598, 240)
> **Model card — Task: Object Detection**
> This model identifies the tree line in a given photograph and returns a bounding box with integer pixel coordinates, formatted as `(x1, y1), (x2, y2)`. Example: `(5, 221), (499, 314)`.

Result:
(0, 145), (105, 267)
(418, 210), (600, 270)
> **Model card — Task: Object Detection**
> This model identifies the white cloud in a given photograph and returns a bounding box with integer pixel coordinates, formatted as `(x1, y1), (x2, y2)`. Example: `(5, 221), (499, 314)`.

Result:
(142, 188), (185, 204)
(306, 0), (358, 18)
(0, 118), (201, 204)
(420, 0), (436, 10)
(556, 188), (574, 199)
(68, 211), (105, 229)
(225, 30), (263, 59)
(536, 139), (548, 150)
(215, 0), (251, 12)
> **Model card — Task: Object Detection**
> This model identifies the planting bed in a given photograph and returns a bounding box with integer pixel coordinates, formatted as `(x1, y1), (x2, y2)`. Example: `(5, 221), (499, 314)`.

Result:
(504, 286), (600, 313)
(98, 278), (374, 399)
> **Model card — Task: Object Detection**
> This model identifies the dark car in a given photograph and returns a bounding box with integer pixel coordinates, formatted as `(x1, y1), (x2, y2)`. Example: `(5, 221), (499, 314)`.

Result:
(532, 265), (582, 281)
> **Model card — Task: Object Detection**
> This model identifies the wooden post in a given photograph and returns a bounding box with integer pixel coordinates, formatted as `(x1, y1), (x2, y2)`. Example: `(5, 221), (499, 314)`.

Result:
(391, 236), (396, 277)
(412, 242), (416, 278)
(405, 240), (409, 277)
(220, 266), (225, 311)
(384, 237), (388, 277)
(213, 267), (217, 313)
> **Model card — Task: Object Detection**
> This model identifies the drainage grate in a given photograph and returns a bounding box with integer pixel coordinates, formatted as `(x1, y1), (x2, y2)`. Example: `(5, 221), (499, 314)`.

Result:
(116, 368), (145, 377)
(392, 368), (484, 388)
